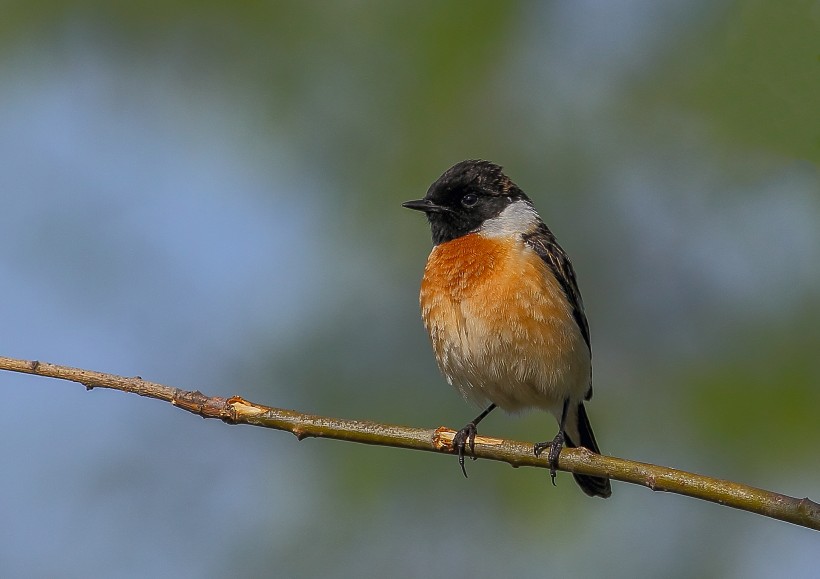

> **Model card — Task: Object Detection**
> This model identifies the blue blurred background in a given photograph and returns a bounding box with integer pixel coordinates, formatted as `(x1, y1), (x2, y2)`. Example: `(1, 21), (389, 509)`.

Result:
(2, 1), (819, 577)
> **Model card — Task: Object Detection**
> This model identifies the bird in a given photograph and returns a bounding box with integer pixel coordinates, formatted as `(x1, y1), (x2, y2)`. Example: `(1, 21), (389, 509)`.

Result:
(402, 160), (611, 498)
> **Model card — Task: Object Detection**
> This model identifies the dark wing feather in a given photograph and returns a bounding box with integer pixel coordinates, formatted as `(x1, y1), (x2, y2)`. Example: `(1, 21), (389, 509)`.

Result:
(523, 223), (593, 399)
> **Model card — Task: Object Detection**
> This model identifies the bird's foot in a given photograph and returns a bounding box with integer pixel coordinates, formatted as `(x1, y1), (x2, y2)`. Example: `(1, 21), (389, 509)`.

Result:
(534, 431), (565, 486)
(452, 422), (478, 478)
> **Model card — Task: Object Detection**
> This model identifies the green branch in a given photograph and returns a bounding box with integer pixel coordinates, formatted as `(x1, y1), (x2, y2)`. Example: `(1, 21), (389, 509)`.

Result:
(2, 355), (818, 531)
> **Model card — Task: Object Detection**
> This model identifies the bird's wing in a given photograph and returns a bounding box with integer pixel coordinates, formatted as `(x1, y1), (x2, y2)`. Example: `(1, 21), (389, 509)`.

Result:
(523, 223), (593, 399)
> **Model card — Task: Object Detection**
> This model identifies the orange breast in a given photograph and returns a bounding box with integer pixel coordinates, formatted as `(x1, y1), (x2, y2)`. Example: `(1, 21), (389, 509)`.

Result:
(420, 233), (512, 300)
(419, 233), (589, 413)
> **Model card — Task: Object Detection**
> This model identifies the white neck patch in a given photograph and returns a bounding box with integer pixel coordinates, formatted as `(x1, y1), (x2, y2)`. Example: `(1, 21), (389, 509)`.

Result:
(480, 200), (540, 238)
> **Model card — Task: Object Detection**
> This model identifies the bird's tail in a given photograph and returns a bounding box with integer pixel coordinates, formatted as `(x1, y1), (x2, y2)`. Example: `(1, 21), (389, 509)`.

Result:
(564, 403), (612, 498)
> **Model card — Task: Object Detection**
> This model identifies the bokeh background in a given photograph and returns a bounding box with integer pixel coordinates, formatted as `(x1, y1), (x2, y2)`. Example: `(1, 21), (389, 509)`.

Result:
(2, 1), (819, 577)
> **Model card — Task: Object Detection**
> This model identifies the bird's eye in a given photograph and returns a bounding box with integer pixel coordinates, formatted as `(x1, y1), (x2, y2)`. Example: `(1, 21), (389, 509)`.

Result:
(461, 193), (478, 207)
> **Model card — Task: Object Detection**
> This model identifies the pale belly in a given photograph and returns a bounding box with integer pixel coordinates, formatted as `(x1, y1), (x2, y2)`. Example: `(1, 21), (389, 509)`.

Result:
(420, 233), (590, 415)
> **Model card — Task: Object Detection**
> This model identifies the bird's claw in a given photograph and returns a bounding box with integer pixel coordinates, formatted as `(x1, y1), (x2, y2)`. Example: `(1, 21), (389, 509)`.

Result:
(534, 431), (565, 486)
(452, 422), (478, 478)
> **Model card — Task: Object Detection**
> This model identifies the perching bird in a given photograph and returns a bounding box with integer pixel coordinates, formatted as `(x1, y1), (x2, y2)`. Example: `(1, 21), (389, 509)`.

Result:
(403, 160), (611, 498)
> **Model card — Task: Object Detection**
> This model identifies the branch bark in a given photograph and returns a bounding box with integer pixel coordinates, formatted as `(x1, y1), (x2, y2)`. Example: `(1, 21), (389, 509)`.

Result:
(2, 355), (818, 531)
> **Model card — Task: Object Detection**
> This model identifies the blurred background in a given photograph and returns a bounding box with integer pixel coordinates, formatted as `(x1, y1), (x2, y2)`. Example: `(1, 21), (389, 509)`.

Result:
(1, 1), (819, 577)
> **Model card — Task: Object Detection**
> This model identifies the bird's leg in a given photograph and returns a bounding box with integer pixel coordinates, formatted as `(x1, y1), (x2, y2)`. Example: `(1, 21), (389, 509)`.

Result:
(452, 403), (496, 478)
(534, 431), (565, 487)
(534, 399), (569, 486)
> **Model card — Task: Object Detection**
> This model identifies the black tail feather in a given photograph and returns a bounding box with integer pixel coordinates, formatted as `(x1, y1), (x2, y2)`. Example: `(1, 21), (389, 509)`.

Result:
(565, 403), (612, 498)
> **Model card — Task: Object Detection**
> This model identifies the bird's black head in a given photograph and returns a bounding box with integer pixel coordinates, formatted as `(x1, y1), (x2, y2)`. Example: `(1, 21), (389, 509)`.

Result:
(403, 160), (530, 245)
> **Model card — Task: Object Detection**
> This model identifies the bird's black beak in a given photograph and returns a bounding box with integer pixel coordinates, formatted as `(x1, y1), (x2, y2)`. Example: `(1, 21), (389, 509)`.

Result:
(402, 199), (444, 213)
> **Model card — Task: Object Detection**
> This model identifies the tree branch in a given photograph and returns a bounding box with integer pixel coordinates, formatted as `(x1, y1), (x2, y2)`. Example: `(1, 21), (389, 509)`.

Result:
(2, 355), (818, 531)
